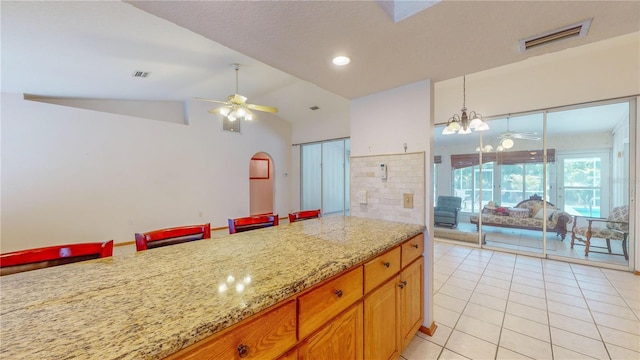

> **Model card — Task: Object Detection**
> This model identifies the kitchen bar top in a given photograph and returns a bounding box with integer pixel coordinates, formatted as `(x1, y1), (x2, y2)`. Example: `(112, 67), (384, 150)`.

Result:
(0, 216), (425, 359)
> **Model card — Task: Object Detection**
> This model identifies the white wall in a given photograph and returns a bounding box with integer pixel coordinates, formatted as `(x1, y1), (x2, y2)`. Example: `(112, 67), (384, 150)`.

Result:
(351, 79), (435, 331)
(435, 32), (640, 123)
(0, 93), (291, 251)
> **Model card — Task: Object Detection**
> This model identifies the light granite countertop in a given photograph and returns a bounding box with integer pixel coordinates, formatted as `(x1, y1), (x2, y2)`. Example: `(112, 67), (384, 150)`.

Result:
(0, 216), (425, 359)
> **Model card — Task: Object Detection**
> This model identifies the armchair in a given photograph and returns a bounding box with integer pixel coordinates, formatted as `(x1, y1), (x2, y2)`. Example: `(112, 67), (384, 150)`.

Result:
(434, 196), (462, 228)
(571, 205), (629, 260)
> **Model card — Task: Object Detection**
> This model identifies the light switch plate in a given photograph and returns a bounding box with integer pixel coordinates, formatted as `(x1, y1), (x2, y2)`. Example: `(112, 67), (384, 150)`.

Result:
(403, 193), (413, 209)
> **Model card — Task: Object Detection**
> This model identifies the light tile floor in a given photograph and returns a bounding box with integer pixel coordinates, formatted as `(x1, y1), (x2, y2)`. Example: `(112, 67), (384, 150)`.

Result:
(400, 240), (640, 360)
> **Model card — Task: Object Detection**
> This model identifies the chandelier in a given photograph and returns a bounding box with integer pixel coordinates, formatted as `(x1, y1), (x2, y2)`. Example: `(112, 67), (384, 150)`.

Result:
(442, 76), (489, 135)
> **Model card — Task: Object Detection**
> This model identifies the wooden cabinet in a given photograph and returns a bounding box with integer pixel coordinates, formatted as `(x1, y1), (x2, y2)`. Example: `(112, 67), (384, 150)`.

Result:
(298, 266), (363, 339)
(170, 233), (424, 360)
(400, 256), (424, 350)
(364, 274), (401, 360)
(168, 300), (296, 360)
(298, 303), (363, 360)
(364, 246), (401, 293)
(401, 233), (424, 268)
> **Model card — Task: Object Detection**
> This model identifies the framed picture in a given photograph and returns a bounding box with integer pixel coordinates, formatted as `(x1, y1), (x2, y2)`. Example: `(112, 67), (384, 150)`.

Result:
(250, 158), (269, 179)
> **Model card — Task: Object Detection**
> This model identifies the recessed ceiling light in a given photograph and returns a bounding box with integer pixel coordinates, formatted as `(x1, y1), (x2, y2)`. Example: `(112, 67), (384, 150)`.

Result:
(332, 56), (350, 66)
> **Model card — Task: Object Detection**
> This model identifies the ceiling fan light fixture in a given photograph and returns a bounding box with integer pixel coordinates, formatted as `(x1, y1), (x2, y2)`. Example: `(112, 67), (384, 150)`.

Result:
(500, 138), (514, 149)
(332, 56), (351, 66)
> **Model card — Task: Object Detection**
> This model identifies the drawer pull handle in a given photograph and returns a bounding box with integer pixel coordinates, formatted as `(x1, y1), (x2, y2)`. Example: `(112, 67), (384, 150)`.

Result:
(383, 261), (390, 268)
(334, 289), (343, 298)
(398, 280), (407, 289)
(412, 244), (419, 249)
(237, 344), (249, 358)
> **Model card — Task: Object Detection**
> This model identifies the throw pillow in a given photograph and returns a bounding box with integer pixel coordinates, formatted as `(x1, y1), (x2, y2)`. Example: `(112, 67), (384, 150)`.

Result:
(534, 207), (556, 219)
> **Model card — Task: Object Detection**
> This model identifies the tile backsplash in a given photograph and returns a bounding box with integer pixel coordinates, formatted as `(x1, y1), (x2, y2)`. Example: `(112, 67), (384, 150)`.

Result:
(350, 152), (425, 225)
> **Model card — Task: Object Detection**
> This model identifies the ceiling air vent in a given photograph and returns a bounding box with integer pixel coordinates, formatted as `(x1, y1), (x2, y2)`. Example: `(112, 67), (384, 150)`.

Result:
(518, 18), (592, 53)
(132, 71), (150, 78)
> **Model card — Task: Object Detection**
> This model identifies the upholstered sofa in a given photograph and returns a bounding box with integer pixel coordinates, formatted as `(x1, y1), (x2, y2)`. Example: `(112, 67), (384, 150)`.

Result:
(470, 195), (573, 240)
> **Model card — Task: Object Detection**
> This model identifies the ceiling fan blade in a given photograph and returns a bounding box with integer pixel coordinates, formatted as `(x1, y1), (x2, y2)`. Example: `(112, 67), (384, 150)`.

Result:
(194, 97), (229, 105)
(246, 103), (278, 113)
(208, 107), (230, 115)
(228, 94), (248, 104)
(513, 134), (541, 140)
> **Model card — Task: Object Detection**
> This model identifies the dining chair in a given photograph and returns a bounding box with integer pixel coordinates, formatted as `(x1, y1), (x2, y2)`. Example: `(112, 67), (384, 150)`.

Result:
(228, 214), (279, 234)
(0, 240), (114, 276)
(135, 223), (211, 251)
(288, 209), (322, 223)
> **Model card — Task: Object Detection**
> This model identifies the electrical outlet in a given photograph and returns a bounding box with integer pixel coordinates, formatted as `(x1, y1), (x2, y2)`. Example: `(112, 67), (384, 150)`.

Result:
(403, 193), (413, 209)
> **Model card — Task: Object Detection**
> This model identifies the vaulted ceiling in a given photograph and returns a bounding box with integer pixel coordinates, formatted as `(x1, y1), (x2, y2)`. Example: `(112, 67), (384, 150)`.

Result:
(2, 1), (639, 126)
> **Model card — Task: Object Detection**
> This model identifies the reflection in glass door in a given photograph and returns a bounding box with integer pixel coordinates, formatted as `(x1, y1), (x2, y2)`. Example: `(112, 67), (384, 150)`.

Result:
(546, 101), (631, 268)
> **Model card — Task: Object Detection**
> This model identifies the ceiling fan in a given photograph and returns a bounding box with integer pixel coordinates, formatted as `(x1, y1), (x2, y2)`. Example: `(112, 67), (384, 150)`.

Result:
(496, 115), (541, 150)
(195, 64), (278, 121)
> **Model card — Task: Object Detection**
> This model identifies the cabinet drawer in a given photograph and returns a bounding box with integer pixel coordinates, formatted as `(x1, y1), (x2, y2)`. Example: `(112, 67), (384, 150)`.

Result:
(364, 246), (401, 294)
(173, 300), (296, 360)
(298, 266), (363, 339)
(401, 233), (424, 268)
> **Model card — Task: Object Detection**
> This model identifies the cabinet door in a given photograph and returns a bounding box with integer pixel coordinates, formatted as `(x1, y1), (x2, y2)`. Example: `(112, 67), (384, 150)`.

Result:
(400, 256), (424, 350)
(298, 302), (363, 360)
(364, 274), (400, 360)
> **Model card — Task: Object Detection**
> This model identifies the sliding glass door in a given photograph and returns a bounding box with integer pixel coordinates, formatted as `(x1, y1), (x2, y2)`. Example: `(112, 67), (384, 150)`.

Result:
(434, 98), (635, 270)
(300, 138), (351, 216)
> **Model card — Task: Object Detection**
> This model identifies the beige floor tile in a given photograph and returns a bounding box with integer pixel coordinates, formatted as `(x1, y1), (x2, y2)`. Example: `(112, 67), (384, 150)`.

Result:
(545, 289), (587, 308)
(434, 293), (468, 313)
(499, 328), (552, 359)
(454, 314), (502, 344)
(591, 310), (640, 335)
(544, 281), (583, 297)
(437, 349), (470, 360)
(468, 291), (507, 312)
(508, 290), (547, 310)
(606, 343), (640, 360)
(478, 275), (511, 290)
(496, 347), (532, 359)
(446, 276), (479, 291)
(574, 272), (613, 286)
(474, 283), (510, 300)
(506, 301), (549, 325)
(581, 289), (629, 307)
(599, 325), (640, 352)
(547, 300), (593, 322)
(446, 330), (497, 360)
(552, 345), (598, 359)
(587, 298), (637, 320)
(510, 282), (546, 299)
(512, 275), (545, 289)
(451, 269), (482, 282)
(503, 313), (550, 342)
(548, 312), (600, 340)
(513, 268), (544, 280)
(434, 305), (462, 328)
(419, 323), (452, 347)
(543, 273), (579, 287)
(401, 335), (442, 360)
(437, 284), (473, 301)
(462, 302), (505, 326)
(550, 327), (609, 359)
(578, 280), (618, 295)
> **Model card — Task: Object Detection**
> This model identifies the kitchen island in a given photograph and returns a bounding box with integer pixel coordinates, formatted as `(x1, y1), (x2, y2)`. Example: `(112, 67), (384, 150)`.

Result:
(1, 216), (425, 359)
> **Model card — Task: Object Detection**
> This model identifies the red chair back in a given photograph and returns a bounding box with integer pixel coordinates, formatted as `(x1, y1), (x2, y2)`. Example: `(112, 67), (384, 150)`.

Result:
(135, 223), (211, 251)
(228, 214), (279, 234)
(0, 240), (114, 276)
(288, 209), (321, 223)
